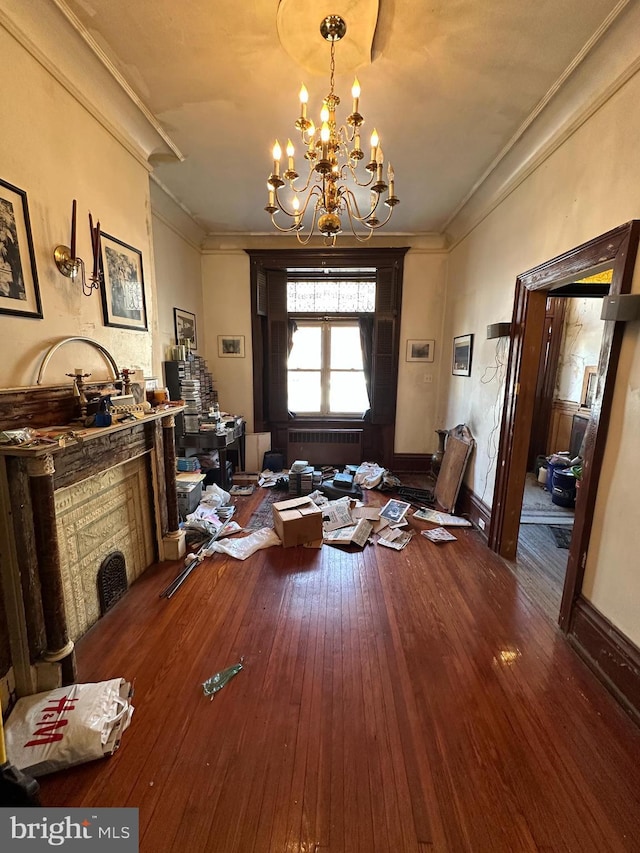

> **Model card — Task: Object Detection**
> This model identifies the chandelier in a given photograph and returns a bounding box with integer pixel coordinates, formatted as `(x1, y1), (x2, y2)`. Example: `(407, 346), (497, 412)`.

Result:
(265, 14), (399, 245)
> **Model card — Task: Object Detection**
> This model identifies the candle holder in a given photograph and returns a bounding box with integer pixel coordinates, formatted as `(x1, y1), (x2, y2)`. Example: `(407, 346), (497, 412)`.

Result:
(54, 245), (101, 296)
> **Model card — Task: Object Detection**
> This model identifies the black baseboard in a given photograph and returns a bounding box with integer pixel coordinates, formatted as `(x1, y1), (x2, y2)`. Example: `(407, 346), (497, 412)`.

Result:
(458, 482), (491, 540)
(569, 596), (640, 726)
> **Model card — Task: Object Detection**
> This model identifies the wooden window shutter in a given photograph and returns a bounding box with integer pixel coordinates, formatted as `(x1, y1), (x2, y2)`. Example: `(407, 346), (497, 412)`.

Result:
(371, 264), (401, 424)
(266, 268), (289, 422)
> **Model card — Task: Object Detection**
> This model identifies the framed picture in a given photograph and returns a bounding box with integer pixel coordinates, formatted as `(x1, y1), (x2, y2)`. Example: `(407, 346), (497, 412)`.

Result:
(99, 232), (147, 330)
(0, 178), (42, 318)
(218, 335), (245, 358)
(406, 339), (434, 362)
(452, 334), (473, 376)
(379, 499), (411, 524)
(174, 307), (197, 350)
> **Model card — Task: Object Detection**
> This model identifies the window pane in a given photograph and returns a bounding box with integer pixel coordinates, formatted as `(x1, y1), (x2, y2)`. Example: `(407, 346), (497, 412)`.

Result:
(288, 371), (321, 412)
(287, 281), (375, 312)
(330, 326), (364, 369)
(329, 372), (369, 413)
(288, 326), (321, 369)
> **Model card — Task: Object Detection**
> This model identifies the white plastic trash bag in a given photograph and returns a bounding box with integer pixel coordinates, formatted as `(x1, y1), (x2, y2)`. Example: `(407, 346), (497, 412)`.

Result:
(4, 678), (133, 777)
(206, 527), (281, 560)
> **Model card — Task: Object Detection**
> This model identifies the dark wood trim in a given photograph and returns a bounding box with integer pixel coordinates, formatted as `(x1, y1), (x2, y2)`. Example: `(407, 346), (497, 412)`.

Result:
(391, 453), (431, 473)
(489, 221), (640, 634)
(569, 596), (640, 726)
(457, 482), (491, 540)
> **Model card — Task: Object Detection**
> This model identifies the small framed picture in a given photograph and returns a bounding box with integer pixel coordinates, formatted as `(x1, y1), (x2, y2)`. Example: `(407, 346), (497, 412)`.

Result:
(99, 232), (147, 330)
(218, 335), (245, 358)
(379, 499), (411, 524)
(174, 307), (197, 350)
(0, 178), (42, 319)
(452, 334), (473, 376)
(406, 339), (434, 362)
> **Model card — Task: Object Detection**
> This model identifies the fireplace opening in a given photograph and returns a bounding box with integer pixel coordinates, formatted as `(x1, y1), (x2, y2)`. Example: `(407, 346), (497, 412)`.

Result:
(97, 551), (128, 615)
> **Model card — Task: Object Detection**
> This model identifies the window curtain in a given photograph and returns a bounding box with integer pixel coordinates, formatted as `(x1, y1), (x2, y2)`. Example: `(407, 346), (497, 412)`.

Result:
(287, 318), (298, 356)
(359, 314), (374, 418)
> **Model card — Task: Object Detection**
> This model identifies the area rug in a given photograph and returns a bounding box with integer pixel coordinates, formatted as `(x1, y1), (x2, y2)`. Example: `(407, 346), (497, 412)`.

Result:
(244, 488), (282, 530)
(549, 525), (573, 549)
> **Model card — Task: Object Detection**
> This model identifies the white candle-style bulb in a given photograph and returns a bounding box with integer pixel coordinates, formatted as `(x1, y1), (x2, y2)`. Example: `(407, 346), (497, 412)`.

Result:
(273, 139), (282, 176)
(320, 122), (330, 143)
(299, 83), (308, 119)
(388, 162), (395, 196)
(286, 138), (295, 171)
(351, 78), (361, 114)
(320, 103), (330, 124)
(370, 128), (379, 161)
(376, 145), (384, 165)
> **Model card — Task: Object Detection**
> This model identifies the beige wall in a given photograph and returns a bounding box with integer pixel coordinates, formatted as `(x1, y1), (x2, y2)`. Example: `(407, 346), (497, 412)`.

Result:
(442, 68), (640, 644)
(0, 24), (156, 388)
(151, 211), (204, 376)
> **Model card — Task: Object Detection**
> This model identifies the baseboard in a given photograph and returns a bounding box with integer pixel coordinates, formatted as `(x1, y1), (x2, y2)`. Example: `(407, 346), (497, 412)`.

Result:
(458, 482), (491, 540)
(569, 596), (640, 726)
(392, 453), (431, 473)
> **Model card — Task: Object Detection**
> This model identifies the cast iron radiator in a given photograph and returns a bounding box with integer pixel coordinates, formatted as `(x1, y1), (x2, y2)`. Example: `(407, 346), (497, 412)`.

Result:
(287, 429), (363, 467)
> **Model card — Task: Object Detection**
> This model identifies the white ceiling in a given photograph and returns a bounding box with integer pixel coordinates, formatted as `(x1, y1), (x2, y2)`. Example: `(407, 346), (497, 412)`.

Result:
(64, 0), (622, 237)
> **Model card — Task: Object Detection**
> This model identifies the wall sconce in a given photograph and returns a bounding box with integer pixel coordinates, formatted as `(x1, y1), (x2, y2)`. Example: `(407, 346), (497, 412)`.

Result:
(54, 199), (102, 297)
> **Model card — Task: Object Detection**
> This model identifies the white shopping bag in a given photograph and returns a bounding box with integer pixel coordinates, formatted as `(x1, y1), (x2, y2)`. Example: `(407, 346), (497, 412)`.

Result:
(4, 678), (133, 777)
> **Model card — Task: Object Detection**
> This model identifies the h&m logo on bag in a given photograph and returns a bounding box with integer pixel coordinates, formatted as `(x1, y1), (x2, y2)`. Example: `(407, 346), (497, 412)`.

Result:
(24, 694), (79, 747)
(0, 808), (138, 851)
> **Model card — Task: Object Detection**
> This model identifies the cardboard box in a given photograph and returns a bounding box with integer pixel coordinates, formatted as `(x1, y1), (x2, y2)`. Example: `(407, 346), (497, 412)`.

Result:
(272, 496), (323, 548)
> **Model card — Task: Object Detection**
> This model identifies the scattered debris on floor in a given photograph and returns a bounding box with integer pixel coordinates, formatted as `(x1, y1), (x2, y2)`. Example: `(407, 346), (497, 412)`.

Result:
(421, 527), (457, 543)
(202, 661), (244, 700)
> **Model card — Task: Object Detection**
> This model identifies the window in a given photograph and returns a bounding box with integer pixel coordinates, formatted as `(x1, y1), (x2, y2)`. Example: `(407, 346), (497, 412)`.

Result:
(288, 321), (370, 415)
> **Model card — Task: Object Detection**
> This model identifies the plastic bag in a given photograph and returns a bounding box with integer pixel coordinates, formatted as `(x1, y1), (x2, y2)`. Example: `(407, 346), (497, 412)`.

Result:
(4, 679), (133, 777)
(206, 527), (281, 560)
(200, 482), (230, 507)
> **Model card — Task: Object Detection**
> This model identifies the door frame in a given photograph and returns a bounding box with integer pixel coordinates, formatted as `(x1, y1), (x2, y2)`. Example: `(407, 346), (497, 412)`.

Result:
(488, 221), (640, 630)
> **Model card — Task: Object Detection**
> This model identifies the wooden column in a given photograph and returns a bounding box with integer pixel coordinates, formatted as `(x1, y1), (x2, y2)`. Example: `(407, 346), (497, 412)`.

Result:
(27, 454), (75, 679)
(161, 413), (186, 560)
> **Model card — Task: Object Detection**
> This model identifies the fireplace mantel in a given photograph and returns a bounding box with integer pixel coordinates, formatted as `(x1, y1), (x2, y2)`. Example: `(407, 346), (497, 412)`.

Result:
(0, 406), (186, 700)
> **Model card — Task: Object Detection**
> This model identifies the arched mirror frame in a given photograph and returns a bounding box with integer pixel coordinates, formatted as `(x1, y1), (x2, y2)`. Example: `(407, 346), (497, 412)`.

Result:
(488, 220), (640, 630)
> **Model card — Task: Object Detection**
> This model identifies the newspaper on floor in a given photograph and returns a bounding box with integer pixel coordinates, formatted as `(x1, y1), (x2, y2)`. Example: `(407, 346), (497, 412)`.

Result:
(322, 497), (356, 531)
(421, 526), (457, 543)
(377, 527), (413, 550)
(323, 518), (373, 548)
(413, 508), (471, 526)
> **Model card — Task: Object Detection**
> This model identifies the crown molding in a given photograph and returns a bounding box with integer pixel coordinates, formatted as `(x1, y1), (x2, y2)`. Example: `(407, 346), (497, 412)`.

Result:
(0, 0), (182, 168)
(444, 0), (637, 250)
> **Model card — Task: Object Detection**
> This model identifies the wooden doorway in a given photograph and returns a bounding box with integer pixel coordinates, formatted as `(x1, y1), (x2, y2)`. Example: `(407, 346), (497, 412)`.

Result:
(488, 221), (640, 630)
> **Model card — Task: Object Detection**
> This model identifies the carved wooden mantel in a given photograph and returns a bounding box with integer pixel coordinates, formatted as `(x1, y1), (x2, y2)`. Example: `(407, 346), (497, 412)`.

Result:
(0, 407), (185, 695)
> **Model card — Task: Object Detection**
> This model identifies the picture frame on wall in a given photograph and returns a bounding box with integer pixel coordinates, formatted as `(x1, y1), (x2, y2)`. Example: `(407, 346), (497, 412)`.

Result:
(99, 232), (147, 330)
(218, 335), (245, 358)
(0, 178), (42, 319)
(174, 307), (197, 350)
(406, 339), (435, 362)
(452, 334), (473, 376)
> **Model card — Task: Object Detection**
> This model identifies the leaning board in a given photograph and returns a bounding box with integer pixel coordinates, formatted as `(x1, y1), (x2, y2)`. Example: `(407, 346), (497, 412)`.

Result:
(434, 424), (475, 513)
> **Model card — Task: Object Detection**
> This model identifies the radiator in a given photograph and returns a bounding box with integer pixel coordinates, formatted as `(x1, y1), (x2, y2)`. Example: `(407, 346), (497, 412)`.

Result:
(287, 429), (363, 467)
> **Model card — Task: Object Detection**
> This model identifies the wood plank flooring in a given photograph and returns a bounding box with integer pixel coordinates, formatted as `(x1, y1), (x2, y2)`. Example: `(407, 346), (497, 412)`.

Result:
(38, 486), (640, 852)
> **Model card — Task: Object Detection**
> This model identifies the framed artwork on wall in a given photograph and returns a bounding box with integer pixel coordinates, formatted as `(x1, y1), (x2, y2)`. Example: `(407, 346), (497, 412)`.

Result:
(218, 335), (245, 358)
(406, 339), (435, 362)
(174, 307), (197, 350)
(99, 232), (147, 330)
(452, 334), (473, 376)
(0, 177), (42, 319)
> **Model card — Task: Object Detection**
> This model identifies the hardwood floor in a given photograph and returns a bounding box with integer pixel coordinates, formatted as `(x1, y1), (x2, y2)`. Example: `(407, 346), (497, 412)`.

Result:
(38, 486), (640, 852)
(512, 523), (569, 622)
